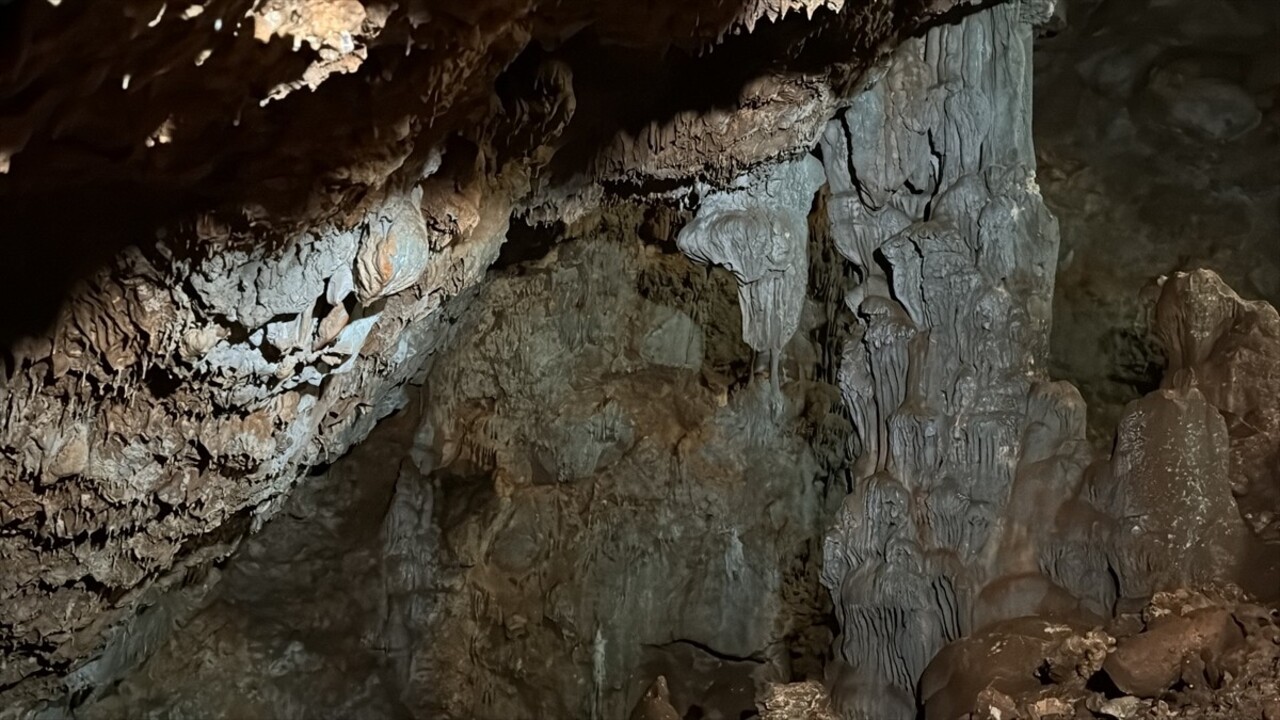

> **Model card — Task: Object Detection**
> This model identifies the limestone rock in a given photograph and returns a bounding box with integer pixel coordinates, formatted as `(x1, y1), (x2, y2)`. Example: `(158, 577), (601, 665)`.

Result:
(1103, 608), (1245, 698)
(630, 677), (681, 720)
(921, 589), (1280, 720)
(677, 155), (827, 356)
(1154, 270), (1280, 544)
(920, 617), (1105, 720)
(0, 0), (967, 705)
(354, 188), (435, 303)
(819, 4), (1065, 713)
(756, 681), (839, 720)
(1092, 387), (1248, 598)
(1, 0), (1278, 716)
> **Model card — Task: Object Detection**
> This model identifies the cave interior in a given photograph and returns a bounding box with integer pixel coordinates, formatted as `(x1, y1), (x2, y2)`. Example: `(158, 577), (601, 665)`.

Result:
(0, 0), (1278, 718)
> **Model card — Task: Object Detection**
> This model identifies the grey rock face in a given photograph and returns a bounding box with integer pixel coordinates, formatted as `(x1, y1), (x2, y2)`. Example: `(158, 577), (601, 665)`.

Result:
(816, 4), (1064, 714)
(3, 0), (1278, 716)
(817, 3), (1280, 713)
(379, 225), (839, 720)
(677, 156), (828, 358)
(67, 404), (443, 720)
(2, 0), (969, 702)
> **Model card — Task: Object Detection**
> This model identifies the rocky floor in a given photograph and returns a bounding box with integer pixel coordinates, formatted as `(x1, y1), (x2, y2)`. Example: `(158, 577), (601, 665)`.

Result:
(770, 588), (1280, 720)
(925, 588), (1280, 720)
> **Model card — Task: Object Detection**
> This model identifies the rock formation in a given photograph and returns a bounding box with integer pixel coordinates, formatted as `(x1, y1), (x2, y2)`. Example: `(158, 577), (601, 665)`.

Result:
(921, 587), (1280, 720)
(0, 0), (944, 708)
(816, 4), (1072, 715)
(1036, 0), (1280, 440)
(0, 0), (1276, 718)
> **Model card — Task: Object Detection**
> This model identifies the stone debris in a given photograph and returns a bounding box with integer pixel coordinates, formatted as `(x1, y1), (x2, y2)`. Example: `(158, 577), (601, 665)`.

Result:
(920, 589), (1280, 720)
(757, 681), (840, 720)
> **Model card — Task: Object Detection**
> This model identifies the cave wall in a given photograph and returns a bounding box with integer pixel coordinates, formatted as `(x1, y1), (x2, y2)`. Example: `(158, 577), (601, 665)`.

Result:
(2, 0), (963, 707)
(1036, 0), (1280, 440)
(815, 4), (1279, 717)
(0, 183), (511, 708)
(363, 212), (843, 720)
(60, 200), (854, 720)
(1, 0), (1278, 717)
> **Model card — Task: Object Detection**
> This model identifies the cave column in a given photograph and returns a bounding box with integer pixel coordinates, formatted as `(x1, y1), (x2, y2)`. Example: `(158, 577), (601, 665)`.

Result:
(817, 2), (1063, 716)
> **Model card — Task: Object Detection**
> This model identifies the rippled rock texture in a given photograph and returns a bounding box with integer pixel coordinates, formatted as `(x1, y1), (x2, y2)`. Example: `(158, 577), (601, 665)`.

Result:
(816, 4), (1067, 716)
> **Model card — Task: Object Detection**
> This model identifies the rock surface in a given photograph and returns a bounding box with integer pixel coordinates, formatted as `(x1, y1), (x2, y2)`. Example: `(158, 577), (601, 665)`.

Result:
(0, 0), (1277, 717)
(0, 0), (969, 709)
(1035, 0), (1280, 442)
(757, 681), (840, 720)
(41, 207), (851, 719)
(817, 4), (1067, 715)
(921, 588), (1280, 720)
